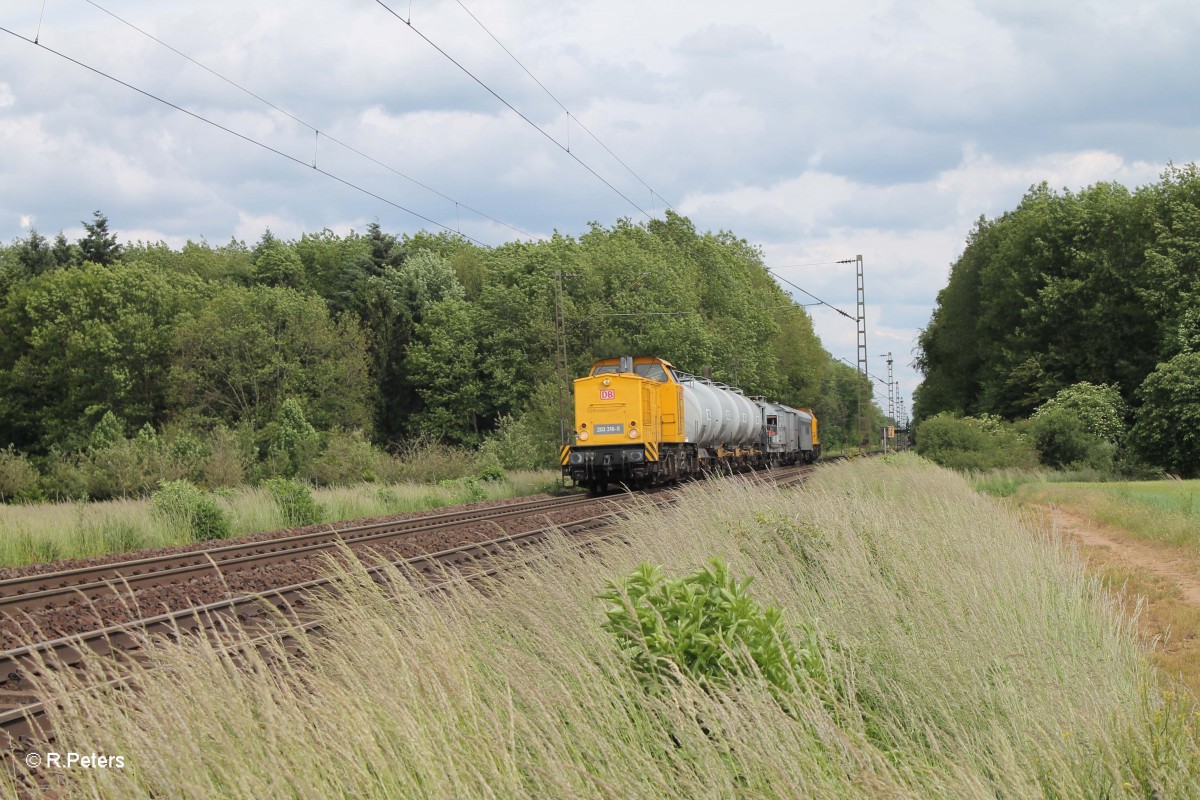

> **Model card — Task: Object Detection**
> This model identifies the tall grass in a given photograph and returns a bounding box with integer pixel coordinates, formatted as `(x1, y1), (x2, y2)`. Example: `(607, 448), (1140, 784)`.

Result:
(10, 455), (1197, 798)
(0, 471), (558, 568)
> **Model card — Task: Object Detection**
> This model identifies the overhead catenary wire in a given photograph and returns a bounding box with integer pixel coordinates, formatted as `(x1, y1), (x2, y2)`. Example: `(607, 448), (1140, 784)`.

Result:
(83, 0), (539, 241)
(836, 356), (888, 386)
(451, 0), (675, 213)
(0, 25), (491, 247)
(768, 269), (856, 320)
(373, 0), (654, 219)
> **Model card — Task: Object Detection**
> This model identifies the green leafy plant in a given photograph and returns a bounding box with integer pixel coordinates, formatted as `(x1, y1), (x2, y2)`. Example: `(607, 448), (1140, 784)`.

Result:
(0, 445), (40, 503)
(915, 412), (1039, 471)
(438, 476), (487, 503)
(151, 479), (232, 541)
(599, 559), (823, 697)
(264, 477), (323, 527)
(476, 464), (506, 482)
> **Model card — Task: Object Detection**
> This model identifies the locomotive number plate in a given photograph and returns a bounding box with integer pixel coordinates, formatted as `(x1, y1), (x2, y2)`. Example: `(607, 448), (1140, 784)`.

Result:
(593, 423), (624, 435)
(599, 389), (615, 400)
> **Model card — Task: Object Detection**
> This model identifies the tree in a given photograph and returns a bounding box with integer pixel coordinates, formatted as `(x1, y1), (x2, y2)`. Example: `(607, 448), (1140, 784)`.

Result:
(169, 285), (373, 432)
(250, 230), (306, 289)
(78, 211), (122, 265)
(405, 296), (484, 443)
(51, 232), (77, 269)
(13, 228), (57, 276)
(0, 263), (201, 450)
(1131, 353), (1200, 476)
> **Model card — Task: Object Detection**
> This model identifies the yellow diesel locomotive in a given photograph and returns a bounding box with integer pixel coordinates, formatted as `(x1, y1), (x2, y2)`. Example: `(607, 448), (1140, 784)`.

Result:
(560, 355), (818, 493)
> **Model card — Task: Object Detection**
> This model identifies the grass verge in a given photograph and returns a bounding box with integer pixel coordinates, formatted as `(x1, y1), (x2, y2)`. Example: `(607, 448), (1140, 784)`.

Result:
(0, 470), (559, 568)
(9, 455), (1198, 798)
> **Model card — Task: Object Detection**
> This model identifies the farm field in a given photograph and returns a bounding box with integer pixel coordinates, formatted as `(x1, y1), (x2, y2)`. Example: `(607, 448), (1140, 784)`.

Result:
(0, 470), (558, 569)
(9, 455), (1197, 799)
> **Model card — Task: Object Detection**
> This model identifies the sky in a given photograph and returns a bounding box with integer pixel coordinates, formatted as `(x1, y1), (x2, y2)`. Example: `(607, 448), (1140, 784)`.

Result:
(2, 0), (1198, 421)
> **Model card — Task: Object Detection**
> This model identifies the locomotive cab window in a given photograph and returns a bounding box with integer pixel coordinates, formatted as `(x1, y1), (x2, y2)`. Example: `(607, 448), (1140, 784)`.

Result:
(633, 362), (668, 382)
(592, 365), (619, 376)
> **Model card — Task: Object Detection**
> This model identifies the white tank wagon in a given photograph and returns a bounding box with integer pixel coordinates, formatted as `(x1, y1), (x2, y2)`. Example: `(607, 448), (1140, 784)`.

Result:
(677, 375), (760, 450)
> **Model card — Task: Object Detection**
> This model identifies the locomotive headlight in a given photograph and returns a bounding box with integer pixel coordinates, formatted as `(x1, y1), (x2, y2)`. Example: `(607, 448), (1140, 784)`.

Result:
(602, 378), (611, 386)
(628, 428), (639, 439)
(578, 431), (589, 441)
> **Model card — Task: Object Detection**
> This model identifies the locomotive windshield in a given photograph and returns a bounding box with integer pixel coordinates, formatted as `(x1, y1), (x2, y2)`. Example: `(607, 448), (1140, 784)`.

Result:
(591, 361), (671, 382)
(634, 362), (669, 382)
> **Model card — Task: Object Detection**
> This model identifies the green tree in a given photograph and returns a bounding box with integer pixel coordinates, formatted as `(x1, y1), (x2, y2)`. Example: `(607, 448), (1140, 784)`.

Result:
(169, 285), (373, 432)
(405, 296), (484, 443)
(251, 230), (306, 289)
(78, 211), (122, 265)
(1131, 353), (1200, 476)
(0, 263), (201, 450)
(13, 228), (57, 276)
(51, 231), (78, 269)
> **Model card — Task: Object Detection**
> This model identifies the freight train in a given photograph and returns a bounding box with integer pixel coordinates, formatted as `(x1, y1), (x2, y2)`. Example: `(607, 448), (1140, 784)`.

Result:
(560, 355), (819, 493)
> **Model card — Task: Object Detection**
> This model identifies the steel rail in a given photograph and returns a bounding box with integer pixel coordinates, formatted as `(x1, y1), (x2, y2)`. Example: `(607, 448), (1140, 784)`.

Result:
(0, 494), (601, 614)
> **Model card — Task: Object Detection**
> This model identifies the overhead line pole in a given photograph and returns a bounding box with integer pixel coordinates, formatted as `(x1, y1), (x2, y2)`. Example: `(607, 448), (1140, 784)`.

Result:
(854, 255), (868, 448)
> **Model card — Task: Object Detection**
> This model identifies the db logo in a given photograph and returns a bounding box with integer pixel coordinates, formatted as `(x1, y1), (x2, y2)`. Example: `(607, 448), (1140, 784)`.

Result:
(599, 389), (615, 400)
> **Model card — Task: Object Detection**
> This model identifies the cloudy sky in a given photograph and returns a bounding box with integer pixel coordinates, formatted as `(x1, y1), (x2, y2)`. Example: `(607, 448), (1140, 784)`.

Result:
(3, 0), (1197, 418)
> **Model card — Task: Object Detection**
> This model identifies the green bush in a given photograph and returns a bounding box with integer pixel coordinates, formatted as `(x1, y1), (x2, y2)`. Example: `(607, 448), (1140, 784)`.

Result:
(438, 476), (487, 503)
(391, 437), (477, 483)
(151, 479), (232, 541)
(915, 412), (1039, 471)
(1030, 382), (1127, 444)
(265, 398), (322, 479)
(82, 423), (197, 499)
(308, 428), (381, 486)
(265, 477), (323, 527)
(478, 414), (540, 470)
(1028, 405), (1113, 470)
(476, 464), (506, 482)
(599, 560), (822, 697)
(0, 445), (40, 503)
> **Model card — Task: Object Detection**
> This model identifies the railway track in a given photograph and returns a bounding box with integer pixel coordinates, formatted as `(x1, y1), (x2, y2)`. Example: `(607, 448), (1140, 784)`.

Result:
(0, 463), (821, 761)
(0, 493), (599, 616)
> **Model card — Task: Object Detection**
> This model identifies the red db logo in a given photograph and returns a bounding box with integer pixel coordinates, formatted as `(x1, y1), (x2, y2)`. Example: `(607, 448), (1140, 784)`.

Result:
(599, 389), (615, 400)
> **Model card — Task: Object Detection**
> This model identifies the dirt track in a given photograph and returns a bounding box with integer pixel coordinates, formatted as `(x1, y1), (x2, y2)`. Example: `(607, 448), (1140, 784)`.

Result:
(1047, 506), (1200, 606)
(1039, 503), (1200, 694)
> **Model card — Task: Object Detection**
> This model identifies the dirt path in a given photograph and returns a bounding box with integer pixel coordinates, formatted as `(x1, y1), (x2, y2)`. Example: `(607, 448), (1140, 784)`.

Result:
(1036, 503), (1200, 693)
(1045, 505), (1200, 606)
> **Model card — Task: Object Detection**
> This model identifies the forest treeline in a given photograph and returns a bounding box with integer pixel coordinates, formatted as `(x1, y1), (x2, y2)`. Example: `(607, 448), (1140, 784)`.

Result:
(915, 163), (1200, 475)
(0, 211), (877, 501)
